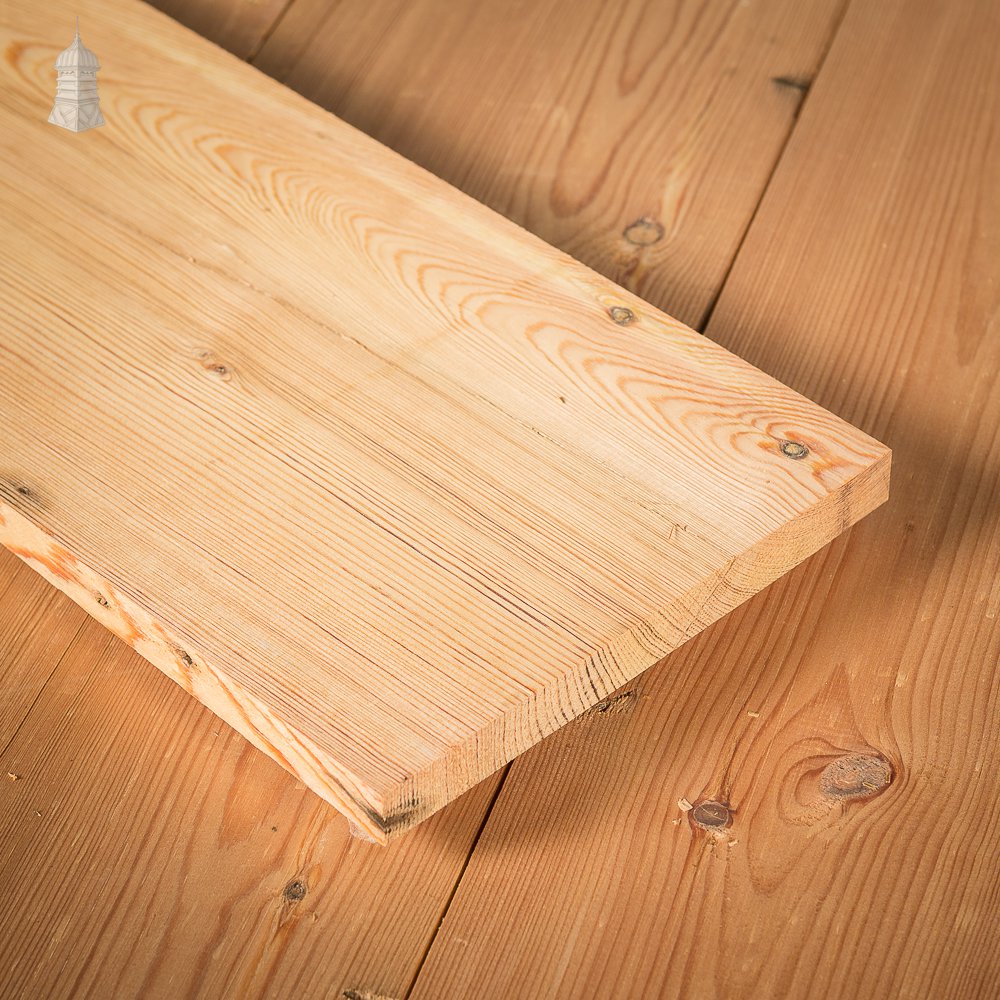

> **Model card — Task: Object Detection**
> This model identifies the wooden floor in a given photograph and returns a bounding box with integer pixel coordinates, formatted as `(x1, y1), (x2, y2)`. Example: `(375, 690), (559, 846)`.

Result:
(1, 0), (997, 997)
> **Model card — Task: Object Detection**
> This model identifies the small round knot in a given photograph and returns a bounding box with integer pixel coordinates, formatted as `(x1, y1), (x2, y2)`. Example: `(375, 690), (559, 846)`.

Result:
(623, 216), (665, 246)
(690, 799), (732, 829)
(609, 306), (636, 325)
(780, 440), (809, 460)
(195, 350), (234, 382)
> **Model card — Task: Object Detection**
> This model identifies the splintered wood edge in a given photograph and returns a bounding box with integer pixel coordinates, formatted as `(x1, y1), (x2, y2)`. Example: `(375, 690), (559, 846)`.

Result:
(0, 450), (889, 843)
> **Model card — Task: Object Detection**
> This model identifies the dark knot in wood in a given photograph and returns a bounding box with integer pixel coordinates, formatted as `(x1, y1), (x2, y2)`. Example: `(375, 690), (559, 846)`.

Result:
(283, 878), (307, 902)
(623, 216), (665, 246)
(691, 799), (732, 829)
(820, 754), (893, 800)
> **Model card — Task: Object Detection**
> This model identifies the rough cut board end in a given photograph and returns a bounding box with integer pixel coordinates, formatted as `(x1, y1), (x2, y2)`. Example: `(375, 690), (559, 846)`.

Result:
(1, 0), (891, 842)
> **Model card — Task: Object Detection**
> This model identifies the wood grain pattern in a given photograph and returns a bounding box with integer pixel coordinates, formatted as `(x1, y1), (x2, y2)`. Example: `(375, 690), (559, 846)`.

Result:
(146, 0), (291, 61)
(0, 0), (887, 841)
(409, 0), (1000, 995)
(254, 0), (845, 329)
(0, 2), (861, 994)
(0, 548), (86, 751)
(0, 600), (501, 1000)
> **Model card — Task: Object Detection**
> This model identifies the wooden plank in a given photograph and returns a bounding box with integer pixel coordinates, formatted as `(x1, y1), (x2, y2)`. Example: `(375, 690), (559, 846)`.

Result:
(0, 1), (856, 993)
(0, 547), (86, 751)
(254, 0), (845, 329)
(0, 4), (504, 994)
(0, 617), (501, 1000)
(0, 2), (865, 993)
(0, 1), (872, 995)
(408, 0), (1000, 996)
(0, 0), (887, 842)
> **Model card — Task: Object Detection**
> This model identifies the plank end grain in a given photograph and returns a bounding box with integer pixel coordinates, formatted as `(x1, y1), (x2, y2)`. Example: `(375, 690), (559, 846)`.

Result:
(0, 0), (889, 840)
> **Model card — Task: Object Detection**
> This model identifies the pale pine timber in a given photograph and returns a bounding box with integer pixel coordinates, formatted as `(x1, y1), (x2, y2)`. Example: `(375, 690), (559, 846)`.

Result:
(255, 0), (845, 329)
(0, 0), (888, 842)
(0, 599), (502, 1000)
(409, 0), (1000, 996)
(0, 2), (856, 995)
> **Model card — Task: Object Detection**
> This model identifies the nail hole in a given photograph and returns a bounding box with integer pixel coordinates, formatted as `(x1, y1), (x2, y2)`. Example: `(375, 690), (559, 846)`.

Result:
(283, 878), (307, 902)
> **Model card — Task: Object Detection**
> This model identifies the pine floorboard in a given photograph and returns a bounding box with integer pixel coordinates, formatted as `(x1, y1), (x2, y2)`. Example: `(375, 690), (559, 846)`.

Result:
(2, 0), (997, 997)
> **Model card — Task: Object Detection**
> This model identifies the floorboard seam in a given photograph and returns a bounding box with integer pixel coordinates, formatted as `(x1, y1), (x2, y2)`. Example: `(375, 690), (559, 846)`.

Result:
(695, 0), (854, 334)
(246, 0), (300, 64)
(402, 763), (513, 1000)
(0, 617), (88, 761)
